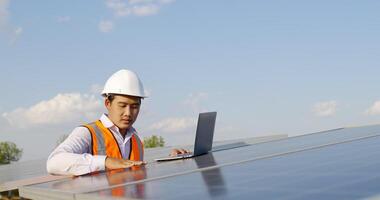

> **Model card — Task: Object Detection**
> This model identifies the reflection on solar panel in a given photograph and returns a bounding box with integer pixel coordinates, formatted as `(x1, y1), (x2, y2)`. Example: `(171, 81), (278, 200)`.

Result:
(79, 135), (380, 200)
(16, 124), (380, 199)
(1, 135), (286, 193)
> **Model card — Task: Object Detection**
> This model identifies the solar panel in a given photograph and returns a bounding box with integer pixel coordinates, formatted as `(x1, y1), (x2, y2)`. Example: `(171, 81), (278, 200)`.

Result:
(78, 134), (380, 200)
(0, 159), (52, 186)
(0, 137), (282, 198)
(1, 135), (285, 193)
(0, 159), (69, 192)
(19, 125), (380, 199)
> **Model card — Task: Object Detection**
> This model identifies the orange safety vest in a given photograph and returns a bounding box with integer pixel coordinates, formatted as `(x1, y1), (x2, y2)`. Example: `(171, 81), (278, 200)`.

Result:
(83, 120), (144, 161)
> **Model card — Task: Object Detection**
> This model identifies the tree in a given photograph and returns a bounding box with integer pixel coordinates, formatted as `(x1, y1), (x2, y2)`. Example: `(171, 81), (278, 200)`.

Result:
(143, 135), (165, 148)
(0, 141), (23, 165)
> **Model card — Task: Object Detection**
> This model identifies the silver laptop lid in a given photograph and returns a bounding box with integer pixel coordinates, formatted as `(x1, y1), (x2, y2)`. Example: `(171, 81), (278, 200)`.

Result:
(193, 112), (217, 156)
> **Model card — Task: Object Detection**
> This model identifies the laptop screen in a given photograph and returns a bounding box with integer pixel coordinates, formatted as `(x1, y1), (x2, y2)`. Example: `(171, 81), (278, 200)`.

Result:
(193, 112), (217, 156)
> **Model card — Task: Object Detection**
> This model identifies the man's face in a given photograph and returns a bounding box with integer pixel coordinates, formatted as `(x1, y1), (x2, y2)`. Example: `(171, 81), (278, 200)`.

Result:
(105, 95), (141, 132)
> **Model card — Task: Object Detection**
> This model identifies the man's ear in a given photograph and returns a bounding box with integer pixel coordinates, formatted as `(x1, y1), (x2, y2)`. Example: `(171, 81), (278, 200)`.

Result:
(105, 98), (111, 109)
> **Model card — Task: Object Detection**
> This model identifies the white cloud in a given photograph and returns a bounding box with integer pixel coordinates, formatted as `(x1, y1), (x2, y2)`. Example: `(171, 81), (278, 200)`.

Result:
(105, 0), (174, 17)
(98, 20), (114, 33)
(128, 0), (153, 4)
(0, 0), (23, 44)
(106, 0), (130, 17)
(90, 84), (104, 94)
(9, 26), (22, 44)
(149, 117), (196, 133)
(158, 0), (175, 4)
(312, 101), (338, 117)
(14, 27), (22, 35)
(2, 93), (103, 128)
(365, 101), (380, 115)
(0, 0), (9, 28)
(183, 92), (208, 112)
(57, 16), (71, 23)
(131, 4), (159, 16)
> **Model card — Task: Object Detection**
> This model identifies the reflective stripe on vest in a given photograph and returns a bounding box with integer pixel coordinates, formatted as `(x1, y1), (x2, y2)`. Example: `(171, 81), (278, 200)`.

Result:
(83, 120), (144, 161)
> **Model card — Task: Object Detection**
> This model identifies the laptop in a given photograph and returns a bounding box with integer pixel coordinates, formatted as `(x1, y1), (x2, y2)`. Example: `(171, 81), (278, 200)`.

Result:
(155, 112), (217, 162)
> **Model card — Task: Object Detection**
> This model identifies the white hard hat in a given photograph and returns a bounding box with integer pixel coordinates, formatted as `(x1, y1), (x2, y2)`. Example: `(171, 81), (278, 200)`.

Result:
(101, 69), (148, 98)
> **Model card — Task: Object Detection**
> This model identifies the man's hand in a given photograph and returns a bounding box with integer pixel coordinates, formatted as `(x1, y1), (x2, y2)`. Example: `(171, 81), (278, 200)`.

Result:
(105, 157), (145, 170)
(169, 148), (190, 157)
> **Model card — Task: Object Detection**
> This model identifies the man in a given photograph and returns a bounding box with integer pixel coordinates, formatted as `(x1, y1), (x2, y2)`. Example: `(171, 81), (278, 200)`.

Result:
(47, 69), (188, 176)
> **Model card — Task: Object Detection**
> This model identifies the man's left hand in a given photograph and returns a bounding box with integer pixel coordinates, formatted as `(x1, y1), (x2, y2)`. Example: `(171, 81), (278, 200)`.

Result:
(169, 148), (190, 157)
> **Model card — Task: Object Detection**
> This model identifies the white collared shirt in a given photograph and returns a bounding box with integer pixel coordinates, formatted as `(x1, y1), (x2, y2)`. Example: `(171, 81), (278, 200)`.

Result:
(46, 114), (138, 176)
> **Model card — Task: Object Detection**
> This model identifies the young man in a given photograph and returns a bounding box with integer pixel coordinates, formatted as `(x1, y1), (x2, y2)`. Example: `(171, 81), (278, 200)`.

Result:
(47, 69), (188, 176)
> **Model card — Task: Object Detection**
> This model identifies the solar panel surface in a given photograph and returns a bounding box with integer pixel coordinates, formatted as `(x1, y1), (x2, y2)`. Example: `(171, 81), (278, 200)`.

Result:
(1, 135), (285, 193)
(79, 134), (380, 200)
(19, 125), (380, 199)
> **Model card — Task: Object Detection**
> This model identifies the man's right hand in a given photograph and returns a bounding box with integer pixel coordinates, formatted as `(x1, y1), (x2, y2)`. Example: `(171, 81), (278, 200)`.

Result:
(105, 157), (145, 170)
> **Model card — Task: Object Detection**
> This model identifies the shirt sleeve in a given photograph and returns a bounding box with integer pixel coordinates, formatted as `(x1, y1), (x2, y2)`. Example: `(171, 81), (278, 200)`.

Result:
(46, 127), (107, 176)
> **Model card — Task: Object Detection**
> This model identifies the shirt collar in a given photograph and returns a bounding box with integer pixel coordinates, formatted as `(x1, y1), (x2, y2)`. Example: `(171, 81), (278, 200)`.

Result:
(100, 113), (115, 128)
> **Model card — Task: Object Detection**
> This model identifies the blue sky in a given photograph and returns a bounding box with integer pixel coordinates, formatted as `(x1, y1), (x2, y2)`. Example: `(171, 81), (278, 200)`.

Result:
(1, 0), (380, 161)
